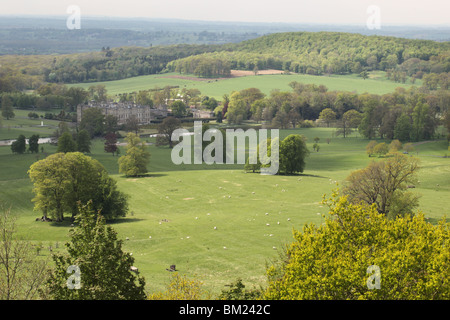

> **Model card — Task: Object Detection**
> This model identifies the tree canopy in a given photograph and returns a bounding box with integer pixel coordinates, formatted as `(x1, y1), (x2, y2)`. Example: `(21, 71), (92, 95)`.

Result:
(118, 133), (151, 177)
(264, 192), (450, 300)
(344, 153), (420, 218)
(29, 152), (128, 222)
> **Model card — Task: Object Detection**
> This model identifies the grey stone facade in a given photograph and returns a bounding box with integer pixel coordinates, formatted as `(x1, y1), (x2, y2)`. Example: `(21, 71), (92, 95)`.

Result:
(77, 102), (168, 125)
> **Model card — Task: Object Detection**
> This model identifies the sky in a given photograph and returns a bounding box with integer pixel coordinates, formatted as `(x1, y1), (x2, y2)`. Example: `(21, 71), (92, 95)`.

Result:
(1, 0), (449, 25)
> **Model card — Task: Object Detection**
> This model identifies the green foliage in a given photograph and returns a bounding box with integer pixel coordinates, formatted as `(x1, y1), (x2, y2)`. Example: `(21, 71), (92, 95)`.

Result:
(264, 192), (450, 300)
(57, 132), (77, 153)
(169, 54), (231, 78)
(344, 153), (420, 217)
(76, 130), (91, 153)
(360, 70), (369, 80)
(79, 107), (105, 137)
(171, 32), (450, 78)
(118, 132), (151, 177)
(28, 152), (129, 221)
(28, 134), (40, 154)
(335, 110), (363, 138)
(148, 273), (209, 300)
(1, 95), (15, 120)
(279, 134), (309, 174)
(318, 108), (336, 127)
(411, 102), (433, 141)
(0, 204), (48, 300)
(218, 278), (262, 300)
(394, 113), (413, 141)
(389, 139), (403, 153)
(171, 100), (187, 118)
(11, 134), (26, 154)
(44, 201), (146, 300)
(156, 116), (182, 148)
(372, 142), (389, 157)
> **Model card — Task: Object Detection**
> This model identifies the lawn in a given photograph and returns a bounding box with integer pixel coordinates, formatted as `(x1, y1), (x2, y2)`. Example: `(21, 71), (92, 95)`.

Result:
(70, 71), (419, 99)
(1, 127), (449, 296)
(0, 109), (63, 141)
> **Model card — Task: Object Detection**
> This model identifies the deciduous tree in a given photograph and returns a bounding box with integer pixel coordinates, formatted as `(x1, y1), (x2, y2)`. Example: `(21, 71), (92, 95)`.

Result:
(343, 153), (420, 218)
(29, 152), (128, 222)
(118, 132), (151, 177)
(318, 108), (336, 127)
(76, 129), (91, 153)
(57, 131), (77, 153)
(279, 134), (309, 174)
(27, 134), (39, 154)
(1, 95), (15, 120)
(264, 192), (450, 300)
(336, 110), (363, 138)
(11, 134), (26, 154)
(156, 116), (182, 148)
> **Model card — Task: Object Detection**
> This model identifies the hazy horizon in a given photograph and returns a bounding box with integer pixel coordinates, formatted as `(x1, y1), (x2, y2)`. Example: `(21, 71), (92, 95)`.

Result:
(2, 0), (449, 26)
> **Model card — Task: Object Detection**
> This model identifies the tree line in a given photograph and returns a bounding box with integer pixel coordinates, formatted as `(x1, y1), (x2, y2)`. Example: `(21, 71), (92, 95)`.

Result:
(2, 32), (448, 94)
(220, 82), (449, 142)
(0, 44), (222, 91)
(169, 31), (450, 80)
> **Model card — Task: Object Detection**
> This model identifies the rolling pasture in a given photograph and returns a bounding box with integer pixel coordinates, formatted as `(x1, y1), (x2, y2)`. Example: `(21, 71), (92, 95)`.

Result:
(0, 125), (449, 295)
(70, 71), (420, 99)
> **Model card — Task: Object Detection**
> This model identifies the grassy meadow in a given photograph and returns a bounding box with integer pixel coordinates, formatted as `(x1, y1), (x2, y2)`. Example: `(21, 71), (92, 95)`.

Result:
(0, 109), (63, 141)
(70, 71), (420, 99)
(1, 123), (449, 296)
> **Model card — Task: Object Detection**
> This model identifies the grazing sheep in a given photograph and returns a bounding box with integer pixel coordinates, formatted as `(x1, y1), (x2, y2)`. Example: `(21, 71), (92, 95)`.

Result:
(130, 266), (139, 273)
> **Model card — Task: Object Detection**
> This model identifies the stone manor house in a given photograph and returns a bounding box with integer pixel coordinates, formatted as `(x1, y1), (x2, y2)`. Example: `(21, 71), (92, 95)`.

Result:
(77, 102), (168, 125)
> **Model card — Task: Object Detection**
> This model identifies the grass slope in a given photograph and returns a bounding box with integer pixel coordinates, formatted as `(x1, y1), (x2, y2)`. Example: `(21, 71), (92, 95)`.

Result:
(70, 71), (419, 99)
(0, 127), (449, 295)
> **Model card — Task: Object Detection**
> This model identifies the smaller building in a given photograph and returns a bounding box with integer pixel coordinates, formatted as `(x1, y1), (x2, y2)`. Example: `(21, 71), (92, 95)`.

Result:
(191, 108), (215, 119)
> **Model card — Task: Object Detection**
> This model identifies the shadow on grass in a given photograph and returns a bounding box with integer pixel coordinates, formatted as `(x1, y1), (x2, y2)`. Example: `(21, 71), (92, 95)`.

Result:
(118, 173), (168, 178)
(45, 216), (145, 227)
(106, 217), (145, 225)
(298, 173), (329, 179)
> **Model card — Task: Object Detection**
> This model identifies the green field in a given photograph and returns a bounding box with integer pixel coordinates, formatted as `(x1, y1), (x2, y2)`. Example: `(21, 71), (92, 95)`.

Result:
(1, 126), (449, 296)
(70, 71), (420, 99)
(0, 110), (63, 141)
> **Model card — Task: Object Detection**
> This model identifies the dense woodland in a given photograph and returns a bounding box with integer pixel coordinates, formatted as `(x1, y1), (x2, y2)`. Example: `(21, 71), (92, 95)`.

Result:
(1, 31), (449, 92)
(169, 32), (450, 80)
(220, 82), (450, 142)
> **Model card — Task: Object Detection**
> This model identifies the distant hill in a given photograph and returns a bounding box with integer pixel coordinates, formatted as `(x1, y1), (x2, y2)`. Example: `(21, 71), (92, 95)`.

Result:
(168, 31), (450, 78)
(0, 30), (448, 92)
(0, 15), (449, 55)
